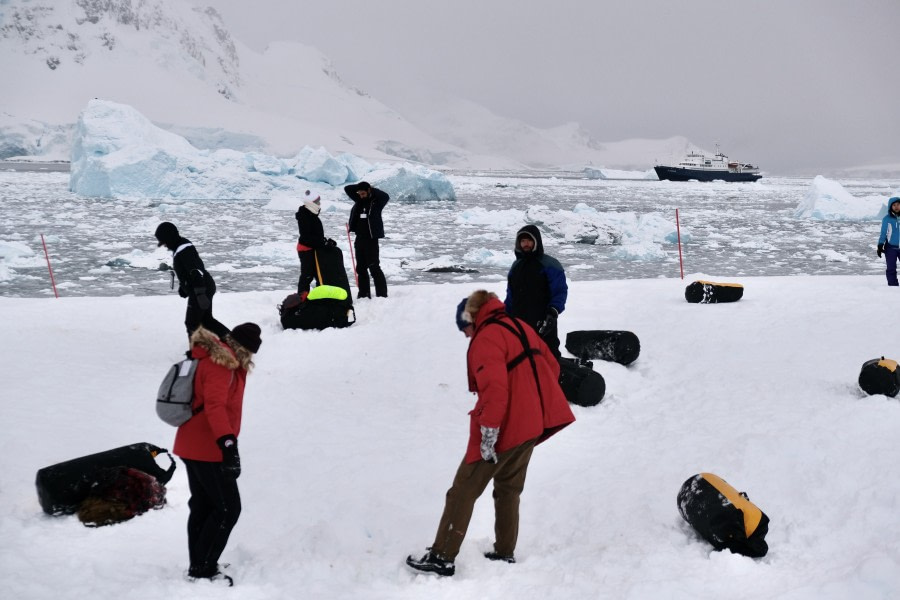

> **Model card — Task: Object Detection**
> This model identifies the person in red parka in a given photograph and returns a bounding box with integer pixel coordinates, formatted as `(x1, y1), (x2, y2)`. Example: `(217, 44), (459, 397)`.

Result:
(406, 290), (575, 577)
(174, 322), (262, 586)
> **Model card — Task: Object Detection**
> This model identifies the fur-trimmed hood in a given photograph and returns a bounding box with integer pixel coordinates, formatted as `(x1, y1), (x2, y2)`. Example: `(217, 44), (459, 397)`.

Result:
(189, 327), (239, 370)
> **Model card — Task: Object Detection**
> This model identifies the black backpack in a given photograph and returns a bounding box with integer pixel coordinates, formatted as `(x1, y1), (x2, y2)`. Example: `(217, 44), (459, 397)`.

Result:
(279, 288), (356, 331)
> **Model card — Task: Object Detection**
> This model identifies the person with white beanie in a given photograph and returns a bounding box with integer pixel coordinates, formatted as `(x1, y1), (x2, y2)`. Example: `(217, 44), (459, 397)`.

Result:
(294, 190), (336, 299)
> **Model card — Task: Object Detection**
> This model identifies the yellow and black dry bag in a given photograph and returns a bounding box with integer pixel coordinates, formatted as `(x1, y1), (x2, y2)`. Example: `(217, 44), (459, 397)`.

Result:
(685, 280), (744, 304)
(677, 473), (769, 557)
(858, 357), (900, 397)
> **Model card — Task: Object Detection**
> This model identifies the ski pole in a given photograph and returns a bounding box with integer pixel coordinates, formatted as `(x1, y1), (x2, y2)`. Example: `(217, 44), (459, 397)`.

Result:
(41, 233), (59, 298)
(676, 208), (684, 280)
(345, 223), (359, 288)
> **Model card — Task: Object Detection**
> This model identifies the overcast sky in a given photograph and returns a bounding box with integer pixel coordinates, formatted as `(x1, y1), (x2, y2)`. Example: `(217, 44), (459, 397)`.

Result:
(200, 0), (899, 173)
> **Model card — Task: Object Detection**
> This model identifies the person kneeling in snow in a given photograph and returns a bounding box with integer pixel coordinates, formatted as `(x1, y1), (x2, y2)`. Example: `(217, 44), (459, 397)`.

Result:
(406, 290), (575, 577)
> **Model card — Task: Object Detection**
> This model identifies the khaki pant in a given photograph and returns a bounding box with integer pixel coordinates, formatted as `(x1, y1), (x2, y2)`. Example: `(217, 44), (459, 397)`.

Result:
(430, 439), (537, 560)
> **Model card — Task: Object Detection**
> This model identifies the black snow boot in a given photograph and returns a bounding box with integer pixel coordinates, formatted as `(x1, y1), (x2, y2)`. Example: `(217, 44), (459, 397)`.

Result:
(484, 551), (516, 563)
(406, 551), (455, 576)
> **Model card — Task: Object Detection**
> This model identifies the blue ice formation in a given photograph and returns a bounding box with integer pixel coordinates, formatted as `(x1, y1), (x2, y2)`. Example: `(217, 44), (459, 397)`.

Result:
(793, 175), (885, 221)
(68, 99), (455, 201)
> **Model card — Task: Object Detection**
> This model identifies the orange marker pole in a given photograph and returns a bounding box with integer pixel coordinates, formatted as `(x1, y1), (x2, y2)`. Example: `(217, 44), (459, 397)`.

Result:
(676, 209), (684, 280)
(345, 223), (359, 288)
(41, 234), (59, 298)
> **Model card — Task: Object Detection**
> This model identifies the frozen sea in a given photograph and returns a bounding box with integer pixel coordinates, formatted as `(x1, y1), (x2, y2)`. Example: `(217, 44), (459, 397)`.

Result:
(1, 169), (896, 298)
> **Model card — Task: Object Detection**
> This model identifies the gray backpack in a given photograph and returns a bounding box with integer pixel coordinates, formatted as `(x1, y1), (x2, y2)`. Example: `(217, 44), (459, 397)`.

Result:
(156, 358), (200, 426)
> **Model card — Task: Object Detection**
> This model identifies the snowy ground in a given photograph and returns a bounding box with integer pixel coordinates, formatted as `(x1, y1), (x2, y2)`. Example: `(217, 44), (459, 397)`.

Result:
(2, 275), (899, 599)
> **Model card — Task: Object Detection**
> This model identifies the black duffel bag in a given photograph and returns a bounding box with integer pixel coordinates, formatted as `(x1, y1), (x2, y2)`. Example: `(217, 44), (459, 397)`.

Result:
(685, 280), (744, 304)
(677, 473), (769, 558)
(565, 330), (640, 366)
(858, 357), (900, 397)
(35, 442), (176, 515)
(558, 357), (606, 407)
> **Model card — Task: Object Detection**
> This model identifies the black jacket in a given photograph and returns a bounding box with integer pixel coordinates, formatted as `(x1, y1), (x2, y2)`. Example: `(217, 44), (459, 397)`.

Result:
(295, 205), (326, 248)
(169, 237), (215, 298)
(346, 185), (389, 239)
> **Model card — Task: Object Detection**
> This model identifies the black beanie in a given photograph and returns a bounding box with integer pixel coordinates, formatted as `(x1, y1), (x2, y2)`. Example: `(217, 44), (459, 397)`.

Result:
(230, 323), (262, 353)
(155, 222), (179, 247)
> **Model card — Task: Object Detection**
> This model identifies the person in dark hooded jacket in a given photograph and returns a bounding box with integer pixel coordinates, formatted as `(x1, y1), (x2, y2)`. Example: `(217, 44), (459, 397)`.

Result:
(504, 224), (568, 359)
(154, 222), (230, 342)
(345, 181), (389, 298)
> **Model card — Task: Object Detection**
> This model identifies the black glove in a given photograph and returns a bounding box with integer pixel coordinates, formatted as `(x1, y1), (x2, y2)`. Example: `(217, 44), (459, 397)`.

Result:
(877, 243), (884, 258)
(537, 307), (558, 336)
(325, 238), (337, 248)
(194, 288), (211, 310)
(178, 284), (188, 298)
(217, 435), (241, 480)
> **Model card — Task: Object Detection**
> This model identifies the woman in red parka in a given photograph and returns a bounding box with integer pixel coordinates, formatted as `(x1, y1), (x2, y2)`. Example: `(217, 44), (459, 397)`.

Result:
(174, 323), (262, 586)
(407, 290), (575, 577)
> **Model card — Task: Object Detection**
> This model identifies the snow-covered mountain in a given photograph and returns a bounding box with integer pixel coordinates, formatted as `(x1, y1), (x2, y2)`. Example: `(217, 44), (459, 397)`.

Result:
(0, 0), (694, 170)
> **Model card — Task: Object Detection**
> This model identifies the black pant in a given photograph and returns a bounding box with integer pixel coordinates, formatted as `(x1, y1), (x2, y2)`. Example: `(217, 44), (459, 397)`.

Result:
(183, 459), (241, 576)
(297, 249), (319, 294)
(538, 320), (561, 361)
(354, 237), (387, 298)
(185, 288), (230, 341)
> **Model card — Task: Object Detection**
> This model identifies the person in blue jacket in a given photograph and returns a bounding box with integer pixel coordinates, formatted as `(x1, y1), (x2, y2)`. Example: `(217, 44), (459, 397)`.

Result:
(504, 224), (567, 359)
(346, 181), (389, 299)
(877, 196), (900, 286)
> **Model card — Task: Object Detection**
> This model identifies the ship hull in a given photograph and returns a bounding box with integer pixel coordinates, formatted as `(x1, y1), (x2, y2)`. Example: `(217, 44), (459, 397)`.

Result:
(654, 166), (762, 182)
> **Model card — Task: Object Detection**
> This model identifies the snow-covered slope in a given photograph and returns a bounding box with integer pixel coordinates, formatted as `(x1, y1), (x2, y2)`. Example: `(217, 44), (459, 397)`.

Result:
(0, 0), (698, 170)
(0, 0), (467, 164)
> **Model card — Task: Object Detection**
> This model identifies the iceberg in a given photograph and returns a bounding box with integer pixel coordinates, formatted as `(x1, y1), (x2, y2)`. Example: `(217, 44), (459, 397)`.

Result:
(793, 175), (885, 221)
(68, 99), (456, 201)
(360, 163), (456, 202)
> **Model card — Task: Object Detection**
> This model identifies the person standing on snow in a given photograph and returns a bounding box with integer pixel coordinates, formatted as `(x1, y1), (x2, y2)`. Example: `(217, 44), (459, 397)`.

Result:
(174, 322), (262, 587)
(154, 222), (230, 342)
(877, 196), (900, 286)
(505, 224), (568, 360)
(406, 290), (575, 577)
(295, 190), (336, 299)
(345, 181), (389, 298)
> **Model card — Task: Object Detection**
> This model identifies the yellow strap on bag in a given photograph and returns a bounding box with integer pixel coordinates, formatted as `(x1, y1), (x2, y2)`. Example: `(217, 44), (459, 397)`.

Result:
(878, 358), (898, 371)
(696, 280), (744, 289)
(700, 473), (763, 537)
(307, 285), (347, 301)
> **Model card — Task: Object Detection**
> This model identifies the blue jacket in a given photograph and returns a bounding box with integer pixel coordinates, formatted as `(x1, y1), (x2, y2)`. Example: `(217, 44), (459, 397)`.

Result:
(879, 197), (900, 247)
(504, 224), (567, 328)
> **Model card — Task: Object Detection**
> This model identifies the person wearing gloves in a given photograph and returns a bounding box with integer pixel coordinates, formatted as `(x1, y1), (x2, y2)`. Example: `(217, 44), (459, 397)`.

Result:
(173, 322), (262, 587)
(504, 224), (568, 360)
(295, 190), (336, 299)
(154, 221), (230, 342)
(406, 291), (575, 577)
(345, 181), (389, 299)
(877, 196), (900, 286)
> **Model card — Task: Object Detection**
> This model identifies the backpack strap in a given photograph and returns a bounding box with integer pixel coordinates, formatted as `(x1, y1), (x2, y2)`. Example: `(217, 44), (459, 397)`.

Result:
(480, 315), (545, 402)
(172, 242), (193, 257)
